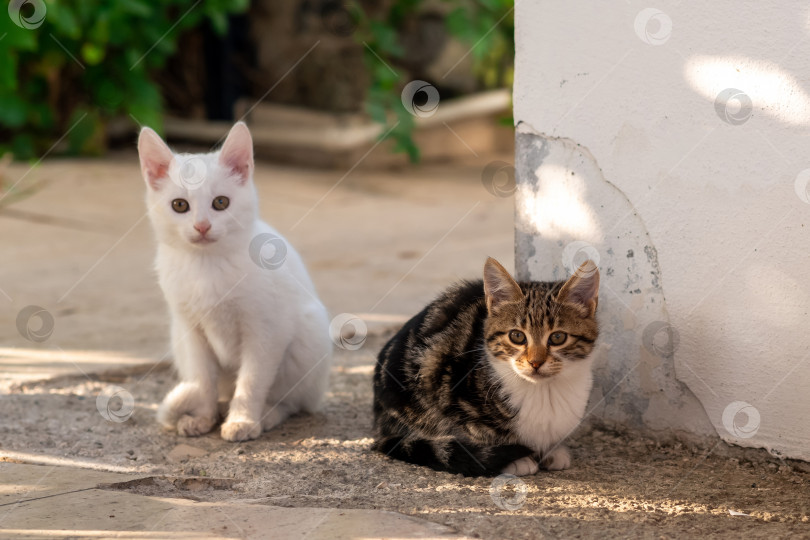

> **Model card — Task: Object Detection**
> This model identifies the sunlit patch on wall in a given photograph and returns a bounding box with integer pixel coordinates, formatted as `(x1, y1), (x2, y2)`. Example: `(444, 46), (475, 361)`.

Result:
(517, 163), (600, 241)
(684, 55), (810, 126)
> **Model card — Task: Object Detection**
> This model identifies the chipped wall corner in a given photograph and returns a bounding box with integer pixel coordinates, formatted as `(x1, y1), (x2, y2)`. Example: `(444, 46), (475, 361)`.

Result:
(514, 122), (716, 439)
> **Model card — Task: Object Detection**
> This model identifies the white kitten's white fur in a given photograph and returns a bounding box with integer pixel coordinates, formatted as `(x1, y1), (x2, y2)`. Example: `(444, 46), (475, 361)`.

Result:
(138, 122), (332, 442)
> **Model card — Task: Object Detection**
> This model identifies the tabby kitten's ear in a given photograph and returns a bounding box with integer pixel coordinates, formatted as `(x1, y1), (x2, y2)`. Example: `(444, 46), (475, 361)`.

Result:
(483, 257), (524, 312)
(138, 127), (173, 190)
(557, 261), (600, 317)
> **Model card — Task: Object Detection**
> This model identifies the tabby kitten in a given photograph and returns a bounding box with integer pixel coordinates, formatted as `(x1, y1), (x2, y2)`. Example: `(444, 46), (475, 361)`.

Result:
(373, 257), (599, 477)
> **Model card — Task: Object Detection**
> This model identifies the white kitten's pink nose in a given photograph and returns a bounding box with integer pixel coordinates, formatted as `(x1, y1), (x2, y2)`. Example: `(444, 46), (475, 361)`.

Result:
(194, 221), (211, 235)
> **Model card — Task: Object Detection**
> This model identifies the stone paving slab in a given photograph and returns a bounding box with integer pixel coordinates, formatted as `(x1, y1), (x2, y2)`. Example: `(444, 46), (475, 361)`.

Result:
(0, 463), (145, 507)
(0, 464), (466, 540)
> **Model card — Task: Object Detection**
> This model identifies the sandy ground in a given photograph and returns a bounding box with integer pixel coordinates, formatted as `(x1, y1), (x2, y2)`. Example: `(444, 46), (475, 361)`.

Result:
(3, 332), (809, 539)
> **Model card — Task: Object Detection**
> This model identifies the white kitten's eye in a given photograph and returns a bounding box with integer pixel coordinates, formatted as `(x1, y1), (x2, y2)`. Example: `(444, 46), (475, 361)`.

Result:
(212, 196), (230, 211)
(172, 199), (189, 213)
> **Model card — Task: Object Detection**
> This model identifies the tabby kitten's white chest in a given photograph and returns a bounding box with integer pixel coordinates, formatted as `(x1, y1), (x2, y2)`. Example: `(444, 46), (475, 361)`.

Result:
(497, 358), (594, 455)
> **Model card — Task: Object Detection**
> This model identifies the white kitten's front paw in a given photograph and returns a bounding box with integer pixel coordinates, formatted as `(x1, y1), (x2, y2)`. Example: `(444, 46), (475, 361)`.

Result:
(221, 420), (262, 442)
(542, 446), (571, 471)
(502, 455), (539, 476)
(176, 414), (216, 437)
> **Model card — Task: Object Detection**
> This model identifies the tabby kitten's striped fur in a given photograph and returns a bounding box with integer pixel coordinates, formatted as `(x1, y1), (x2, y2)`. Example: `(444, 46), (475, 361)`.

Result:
(373, 257), (599, 477)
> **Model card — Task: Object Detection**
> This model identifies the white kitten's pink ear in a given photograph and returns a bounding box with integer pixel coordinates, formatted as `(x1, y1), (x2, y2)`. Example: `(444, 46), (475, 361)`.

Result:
(483, 257), (524, 312)
(219, 122), (254, 184)
(557, 261), (600, 317)
(138, 127), (173, 190)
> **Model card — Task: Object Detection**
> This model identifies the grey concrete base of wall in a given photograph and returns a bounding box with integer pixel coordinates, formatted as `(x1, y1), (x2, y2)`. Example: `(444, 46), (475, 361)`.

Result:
(515, 123), (717, 440)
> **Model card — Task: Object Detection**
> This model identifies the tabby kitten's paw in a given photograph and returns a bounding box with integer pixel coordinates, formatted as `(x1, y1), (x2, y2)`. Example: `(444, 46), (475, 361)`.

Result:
(221, 420), (262, 442)
(542, 446), (571, 471)
(502, 456), (540, 476)
(176, 414), (216, 437)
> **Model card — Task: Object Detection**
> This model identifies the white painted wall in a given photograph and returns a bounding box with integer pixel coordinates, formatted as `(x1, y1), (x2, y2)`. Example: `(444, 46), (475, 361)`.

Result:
(514, 0), (810, 460)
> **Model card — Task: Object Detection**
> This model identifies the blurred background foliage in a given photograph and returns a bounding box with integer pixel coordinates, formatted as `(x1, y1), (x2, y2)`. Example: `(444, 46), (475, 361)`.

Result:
(0, 0), (513, 161)
(358, 0), (514, 161)
(0, 0), (248, 160)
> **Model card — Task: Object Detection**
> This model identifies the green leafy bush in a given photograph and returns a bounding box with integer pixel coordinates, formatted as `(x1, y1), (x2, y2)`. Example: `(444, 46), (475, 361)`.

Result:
(356, 0), (514, 162)
(0, 0), (247, 159)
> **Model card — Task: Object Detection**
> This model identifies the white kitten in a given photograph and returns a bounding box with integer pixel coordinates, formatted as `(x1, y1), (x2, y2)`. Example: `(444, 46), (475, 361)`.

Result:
(138, 122), (332, 442)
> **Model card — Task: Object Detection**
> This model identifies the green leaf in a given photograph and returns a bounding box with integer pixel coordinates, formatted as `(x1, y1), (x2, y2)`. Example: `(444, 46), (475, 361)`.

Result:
(445, 8), (474, 41)
(126, 78), (163, 132)
(96, 78), (123, 112)
(0, 22), (38, 50)
(88, 14), (110, 45)
(206, 11), (228, 35)
(47, 3), (81, 38)
(477, 0), (504, 12)
(0, 92), (27, 127)
(392, 133), (419, 162)
(66, 108), (99, 155)
(118, 0), (153, 18)
(366, 101), (387, 124)
(10, 133), (36, 160)
(369, 21), (403, 57)
(81, 43), (105, 65)
(0, 51), (18, 90)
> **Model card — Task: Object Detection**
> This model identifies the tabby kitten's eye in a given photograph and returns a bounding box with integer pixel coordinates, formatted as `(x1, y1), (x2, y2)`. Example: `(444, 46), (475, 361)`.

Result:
(172, 199), (189, 213)
(212, 196), (230, 211)
(548, 332), (567, 346)
(509, 330), (527, 345)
